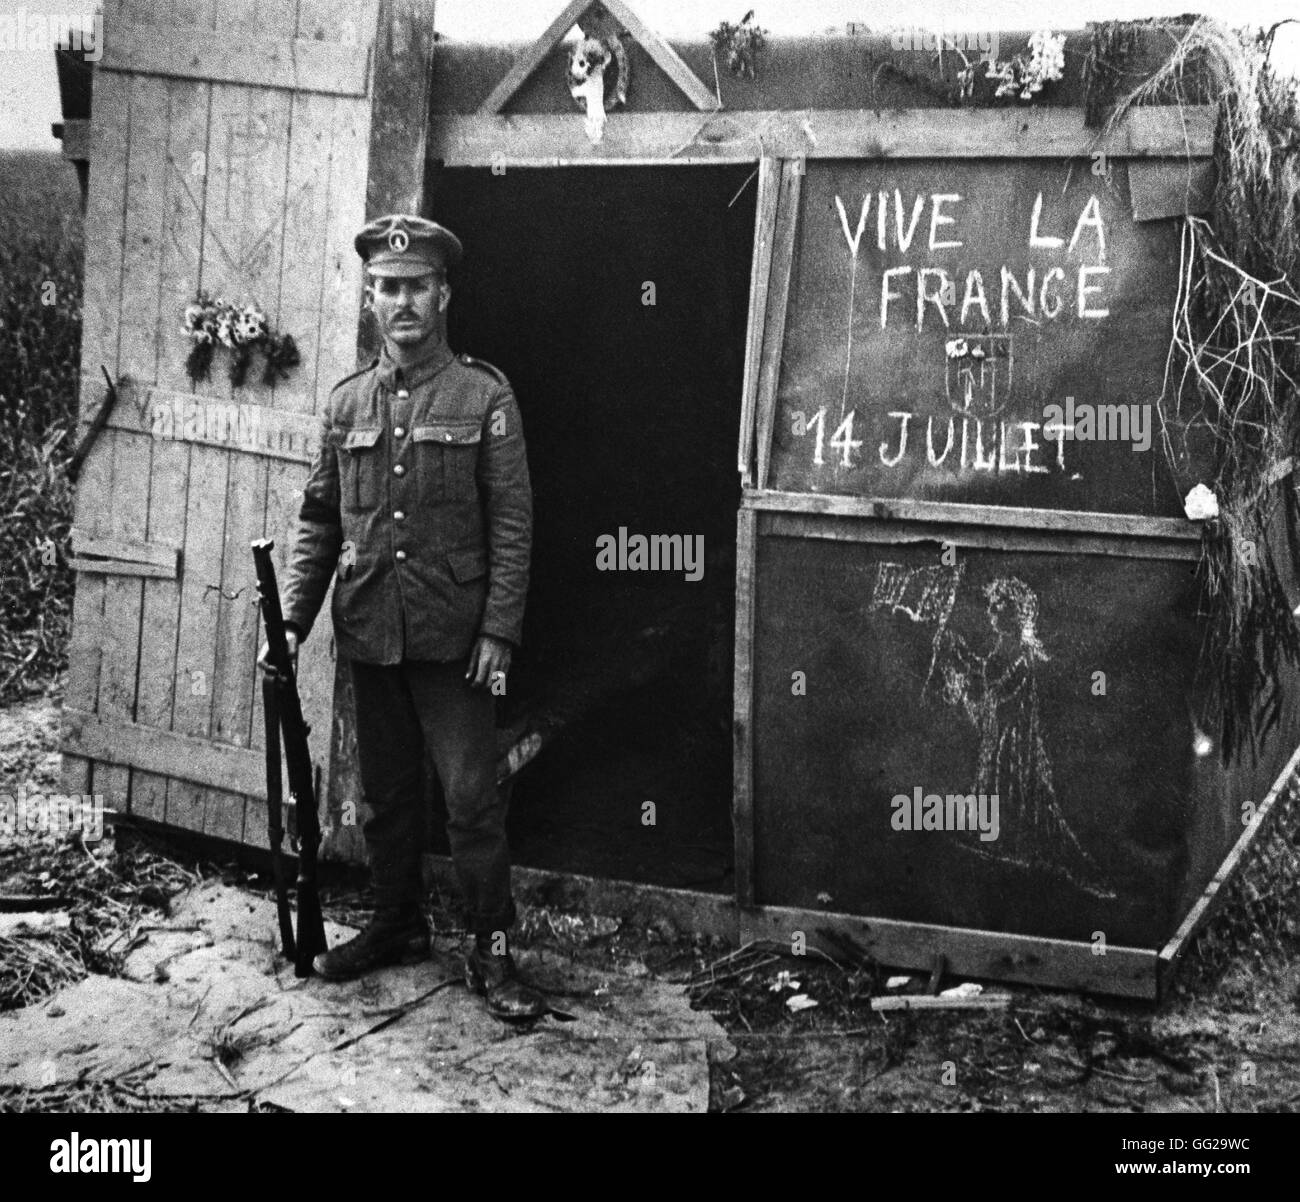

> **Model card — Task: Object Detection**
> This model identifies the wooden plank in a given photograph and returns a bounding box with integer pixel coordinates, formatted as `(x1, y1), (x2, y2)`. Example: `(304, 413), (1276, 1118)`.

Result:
(737, 156), (778, 483)
(95, 431), (153, 826)
(740, 904), (1158, 1000)
(870, 993), (1011, 1011)
(206, 73), (291, 848)
(478, 0), (591, 115)
(133, 52), (211, 827)
(1158, 740), (1300, 990)
(70, 530), (179, 570)
(599, 0), (719, 111)
(754, 161), (800, 490)
(99, 21), (372, 97)
(98, 68), (172, 826)
(61, 708), (265, 799)
(57, 118), (92, 161)
(68, 558), (177, 579)
(743, 488), (1202, 540)
(166, 63), (240, 840)
(62, 65), (132, 797)
(762, 512), (1203, 563)
(199, 0), (300, 849)
(732, 506), (758, 906)
(429, 106), (1217, 167)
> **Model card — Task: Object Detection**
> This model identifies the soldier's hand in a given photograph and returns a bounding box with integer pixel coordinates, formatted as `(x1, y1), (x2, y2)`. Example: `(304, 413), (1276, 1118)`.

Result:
(258, 629), (299, 679)
(467, 635), (511, 690)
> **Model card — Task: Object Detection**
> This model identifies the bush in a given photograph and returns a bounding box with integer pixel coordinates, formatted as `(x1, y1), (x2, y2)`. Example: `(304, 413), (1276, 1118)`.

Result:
(0, 151), (83, 699)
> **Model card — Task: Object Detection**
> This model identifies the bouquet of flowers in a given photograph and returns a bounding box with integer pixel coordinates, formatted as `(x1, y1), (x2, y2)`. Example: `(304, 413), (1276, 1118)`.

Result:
(986, 31), (1067, 101)
(183, 293), (300, 387)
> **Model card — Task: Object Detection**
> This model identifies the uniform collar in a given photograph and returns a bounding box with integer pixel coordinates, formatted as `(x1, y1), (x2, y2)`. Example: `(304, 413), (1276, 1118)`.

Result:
(376, 338), (454, 392)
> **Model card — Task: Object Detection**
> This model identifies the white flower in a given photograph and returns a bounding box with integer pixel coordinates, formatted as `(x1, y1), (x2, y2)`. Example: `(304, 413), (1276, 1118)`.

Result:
(1184, 483), (1220, 521)
(234, 307), (266, 345)
(786, 994), (818, 1012)
(945, 338), (969, 358)
(215, 313), (236, 348)
(969, 344), (987, 359)
(769, 971), (800, 992)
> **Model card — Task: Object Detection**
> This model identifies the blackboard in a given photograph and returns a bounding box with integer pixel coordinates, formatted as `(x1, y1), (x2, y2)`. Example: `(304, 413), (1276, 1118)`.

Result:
(765, 159), (1214, 517)
(749, 533), (1229, 948)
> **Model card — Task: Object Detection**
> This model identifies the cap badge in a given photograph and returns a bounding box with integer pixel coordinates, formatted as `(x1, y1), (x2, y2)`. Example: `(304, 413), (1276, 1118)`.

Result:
(387, 228), (410, 253)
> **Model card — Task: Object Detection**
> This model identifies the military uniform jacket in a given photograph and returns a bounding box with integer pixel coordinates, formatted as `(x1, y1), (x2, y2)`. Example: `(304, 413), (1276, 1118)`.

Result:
(280, 341), (532, 664)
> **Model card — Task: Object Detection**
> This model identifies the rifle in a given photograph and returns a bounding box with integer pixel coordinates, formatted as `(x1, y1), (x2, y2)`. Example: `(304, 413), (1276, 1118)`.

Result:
(261, 674), (297, 961)
(252, 537), (328, 977)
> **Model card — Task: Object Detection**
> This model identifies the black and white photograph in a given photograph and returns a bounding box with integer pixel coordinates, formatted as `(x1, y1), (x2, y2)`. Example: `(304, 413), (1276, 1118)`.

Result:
(1, 0), (1299, 1154)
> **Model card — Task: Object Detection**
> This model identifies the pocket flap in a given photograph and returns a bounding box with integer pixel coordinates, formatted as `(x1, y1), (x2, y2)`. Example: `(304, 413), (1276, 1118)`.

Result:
(340, 427), (382, 450)
(414, 422), (482, 446)
(447, 547), (488, 583)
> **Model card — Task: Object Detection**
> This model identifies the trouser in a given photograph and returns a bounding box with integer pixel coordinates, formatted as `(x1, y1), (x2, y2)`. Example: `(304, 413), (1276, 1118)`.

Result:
(350, 657), (515, 935)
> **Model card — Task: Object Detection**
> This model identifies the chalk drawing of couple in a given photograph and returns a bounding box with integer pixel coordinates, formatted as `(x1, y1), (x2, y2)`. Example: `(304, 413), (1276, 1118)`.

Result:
(933, 576), (1115, 900)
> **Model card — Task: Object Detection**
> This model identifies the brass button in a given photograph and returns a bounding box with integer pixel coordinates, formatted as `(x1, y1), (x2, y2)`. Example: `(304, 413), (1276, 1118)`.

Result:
(395, 550), (407, 562)
(444, 432), (453, 442)
(394, 510), (405, 521)
(394, 425), (406, 438)
(397, 389), (409, 399)
(393, 464), (405, 477)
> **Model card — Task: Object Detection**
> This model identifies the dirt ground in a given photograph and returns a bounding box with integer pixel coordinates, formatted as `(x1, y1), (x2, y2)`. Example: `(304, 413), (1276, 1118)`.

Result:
(2, 683), (1298, 1113)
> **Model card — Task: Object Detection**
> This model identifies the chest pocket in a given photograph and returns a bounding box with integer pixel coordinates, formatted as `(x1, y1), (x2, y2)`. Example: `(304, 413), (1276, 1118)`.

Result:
(334, 427), (383, 511)
(413, 421), (482, 501)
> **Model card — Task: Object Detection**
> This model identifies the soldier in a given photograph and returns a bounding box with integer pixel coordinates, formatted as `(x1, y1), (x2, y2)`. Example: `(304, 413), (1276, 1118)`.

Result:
(259, 214), (545, 1020)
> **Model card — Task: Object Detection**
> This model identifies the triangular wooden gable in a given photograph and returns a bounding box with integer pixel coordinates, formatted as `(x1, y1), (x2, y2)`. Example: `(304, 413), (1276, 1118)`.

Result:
(478, 0), (719, 115)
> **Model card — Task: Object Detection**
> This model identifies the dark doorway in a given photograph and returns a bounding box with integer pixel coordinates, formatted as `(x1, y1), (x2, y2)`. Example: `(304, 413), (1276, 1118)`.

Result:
(428, 164), (757, 892)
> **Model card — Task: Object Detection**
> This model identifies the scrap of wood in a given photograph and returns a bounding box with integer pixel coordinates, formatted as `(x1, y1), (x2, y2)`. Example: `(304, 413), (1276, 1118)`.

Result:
(69, 527), (180, 578)
(871, 993), (1010, 1012)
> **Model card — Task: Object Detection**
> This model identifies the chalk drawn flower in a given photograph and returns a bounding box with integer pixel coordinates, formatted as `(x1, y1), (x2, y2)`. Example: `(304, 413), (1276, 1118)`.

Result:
(945, 338), (969, 359)
(1184, 483), (1220, 521)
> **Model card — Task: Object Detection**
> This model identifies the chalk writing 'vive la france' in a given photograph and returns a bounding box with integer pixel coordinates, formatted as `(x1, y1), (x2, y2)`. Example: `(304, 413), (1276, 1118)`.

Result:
(834, 189), (1110, 329)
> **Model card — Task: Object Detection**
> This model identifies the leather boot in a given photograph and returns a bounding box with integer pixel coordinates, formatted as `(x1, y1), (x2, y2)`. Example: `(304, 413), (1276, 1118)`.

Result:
(314, 905), (430, 980)
(464, 939), (548, 1020)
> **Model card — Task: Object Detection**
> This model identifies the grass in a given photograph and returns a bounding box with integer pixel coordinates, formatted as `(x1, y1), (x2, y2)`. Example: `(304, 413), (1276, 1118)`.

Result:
(0, 151), (82, 702)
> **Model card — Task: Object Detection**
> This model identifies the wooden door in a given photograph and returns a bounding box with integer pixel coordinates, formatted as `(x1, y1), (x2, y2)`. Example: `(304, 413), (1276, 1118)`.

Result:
(60, 0), (378, 856)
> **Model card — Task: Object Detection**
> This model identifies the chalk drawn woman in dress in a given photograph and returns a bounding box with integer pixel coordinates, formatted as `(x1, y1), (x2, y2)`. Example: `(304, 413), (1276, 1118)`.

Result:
(937, 577), (1114, 898)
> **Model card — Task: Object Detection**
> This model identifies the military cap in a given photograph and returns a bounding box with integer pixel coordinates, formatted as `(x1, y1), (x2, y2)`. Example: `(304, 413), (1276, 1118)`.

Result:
(354, 214), (464, 277)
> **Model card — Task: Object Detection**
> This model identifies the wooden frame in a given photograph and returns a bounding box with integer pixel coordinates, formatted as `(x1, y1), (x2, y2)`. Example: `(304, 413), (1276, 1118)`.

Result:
(477, 0), (718, 116)
(737, 157), (778, 483)
(761, 510), (1201, 562)
(427, 105), (1215, 168)
(741, 904), (1159, 999)
(744, 489), (1202, 542)
(732, 506), (758, 906)
(753, 163), (801, 491)
(715, 131), (1297, 999)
